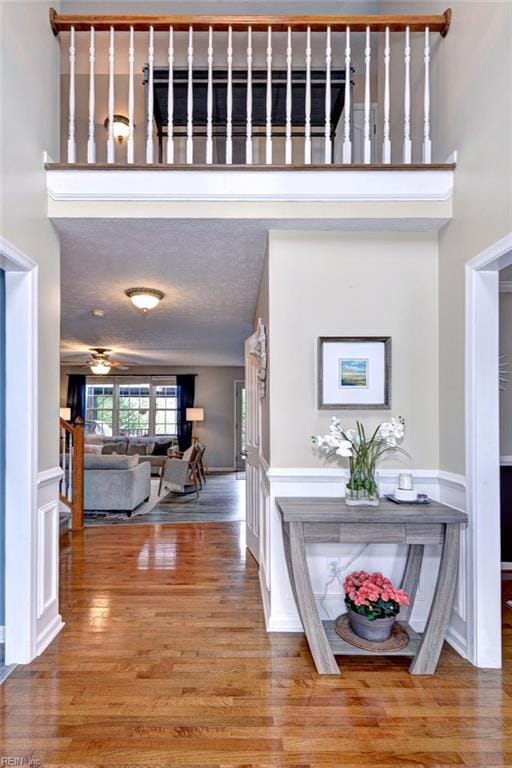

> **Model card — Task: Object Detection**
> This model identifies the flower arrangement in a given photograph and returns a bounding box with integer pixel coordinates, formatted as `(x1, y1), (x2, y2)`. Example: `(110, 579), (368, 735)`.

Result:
(312, 417), (407, 505)
(344, 570), (410, 621)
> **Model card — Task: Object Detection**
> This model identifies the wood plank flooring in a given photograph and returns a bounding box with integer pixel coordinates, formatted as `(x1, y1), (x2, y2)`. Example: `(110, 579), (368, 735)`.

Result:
(1, 520), (511, 767)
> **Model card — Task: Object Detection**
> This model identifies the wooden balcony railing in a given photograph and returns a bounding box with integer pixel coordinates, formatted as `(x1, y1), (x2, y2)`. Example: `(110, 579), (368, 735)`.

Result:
(49, 8), (452, 168)
(59, 416), (84, 530)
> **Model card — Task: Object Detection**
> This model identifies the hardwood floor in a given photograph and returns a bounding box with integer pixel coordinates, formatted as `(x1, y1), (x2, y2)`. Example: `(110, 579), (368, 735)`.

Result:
(1, 521), (511, 767)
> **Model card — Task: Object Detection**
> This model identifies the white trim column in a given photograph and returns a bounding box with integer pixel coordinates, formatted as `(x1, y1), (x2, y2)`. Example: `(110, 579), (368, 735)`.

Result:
(0, 237), (64, 665)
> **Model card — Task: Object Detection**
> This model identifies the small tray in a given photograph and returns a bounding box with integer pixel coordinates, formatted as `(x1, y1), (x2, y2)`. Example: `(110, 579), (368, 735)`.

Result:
(385, 494), (431, 505)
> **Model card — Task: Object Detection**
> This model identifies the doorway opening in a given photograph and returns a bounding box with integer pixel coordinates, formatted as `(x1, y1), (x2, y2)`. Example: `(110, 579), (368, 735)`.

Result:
(234, 380), (246, 473)
(466, 232), (512, 669)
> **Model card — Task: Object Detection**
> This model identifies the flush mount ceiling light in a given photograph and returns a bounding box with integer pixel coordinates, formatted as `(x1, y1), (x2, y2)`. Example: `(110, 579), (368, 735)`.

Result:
(104, 114), (131, 143)
(125, 287), (165, 313)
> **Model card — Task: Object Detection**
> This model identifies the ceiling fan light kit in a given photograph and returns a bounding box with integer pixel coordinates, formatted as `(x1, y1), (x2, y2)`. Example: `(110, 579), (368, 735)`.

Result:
(125, 287), (164, 313)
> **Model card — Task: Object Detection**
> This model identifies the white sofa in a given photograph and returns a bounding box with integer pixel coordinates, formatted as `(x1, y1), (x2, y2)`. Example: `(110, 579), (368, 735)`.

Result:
(84, 454), (151, 514)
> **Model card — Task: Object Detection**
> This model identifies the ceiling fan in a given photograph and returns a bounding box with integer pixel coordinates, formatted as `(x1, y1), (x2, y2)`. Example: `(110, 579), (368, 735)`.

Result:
(65, 348), (137, 375)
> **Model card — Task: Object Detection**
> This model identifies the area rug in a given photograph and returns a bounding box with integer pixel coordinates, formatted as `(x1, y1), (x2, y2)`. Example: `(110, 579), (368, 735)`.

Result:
(83, 472), (245, 527)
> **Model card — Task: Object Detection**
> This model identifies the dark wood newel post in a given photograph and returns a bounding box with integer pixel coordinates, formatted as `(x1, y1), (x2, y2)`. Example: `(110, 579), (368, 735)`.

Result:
(71, 416), (84, 530)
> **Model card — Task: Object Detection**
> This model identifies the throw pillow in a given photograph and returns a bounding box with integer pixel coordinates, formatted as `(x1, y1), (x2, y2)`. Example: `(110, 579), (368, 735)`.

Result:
(152, 439), (172, 456)
(127, 442), (154, 456)
(102, 442), (127, 455)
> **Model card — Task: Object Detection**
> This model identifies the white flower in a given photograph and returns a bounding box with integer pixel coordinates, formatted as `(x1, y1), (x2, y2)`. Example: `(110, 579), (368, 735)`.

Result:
(345, 428), (358, 444)
(335, 441), (353, 458)
(379, 417), (405, 447)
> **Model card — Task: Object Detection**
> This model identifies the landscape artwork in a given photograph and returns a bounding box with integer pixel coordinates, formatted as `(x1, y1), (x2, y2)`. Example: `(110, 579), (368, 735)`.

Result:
(339, 358), (369, 389)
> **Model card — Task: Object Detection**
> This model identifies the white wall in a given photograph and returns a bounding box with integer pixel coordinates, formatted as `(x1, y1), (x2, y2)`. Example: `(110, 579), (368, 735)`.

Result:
(267, 230), (439, 469)
(383, 0), (512, 476)
(1, 0), (62, 473)
(61, 365), (244, 468)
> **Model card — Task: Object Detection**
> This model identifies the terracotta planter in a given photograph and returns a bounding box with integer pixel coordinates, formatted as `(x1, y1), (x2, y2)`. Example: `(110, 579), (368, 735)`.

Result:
(347, 608), (396, 642)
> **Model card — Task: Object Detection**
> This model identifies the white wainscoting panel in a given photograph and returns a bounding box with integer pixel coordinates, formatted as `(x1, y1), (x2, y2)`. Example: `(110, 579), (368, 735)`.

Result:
(258, 464), (468, 659)
(36, 468), (65, 656)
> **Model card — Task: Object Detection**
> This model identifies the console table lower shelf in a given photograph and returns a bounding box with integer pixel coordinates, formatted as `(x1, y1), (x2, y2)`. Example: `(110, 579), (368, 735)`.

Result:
(276, 496), (468, 676)
(323, 619), (421, 656)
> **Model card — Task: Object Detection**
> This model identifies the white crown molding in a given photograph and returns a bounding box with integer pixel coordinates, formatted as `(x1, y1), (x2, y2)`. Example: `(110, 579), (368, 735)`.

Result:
(46, 168), (454, 203)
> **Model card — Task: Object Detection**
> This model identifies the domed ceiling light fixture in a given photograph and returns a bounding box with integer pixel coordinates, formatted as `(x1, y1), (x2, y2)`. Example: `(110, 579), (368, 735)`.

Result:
(125, 287), (165, 313)
(104, 114), (131, 144)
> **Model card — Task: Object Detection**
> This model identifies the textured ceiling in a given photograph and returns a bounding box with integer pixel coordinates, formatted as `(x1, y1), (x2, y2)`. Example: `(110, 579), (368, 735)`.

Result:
(57, 215), (444, 368)
(57, 218), (268, 366)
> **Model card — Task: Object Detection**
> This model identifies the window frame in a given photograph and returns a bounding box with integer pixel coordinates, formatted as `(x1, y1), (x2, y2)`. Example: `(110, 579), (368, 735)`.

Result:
(85, 376), (179, 438)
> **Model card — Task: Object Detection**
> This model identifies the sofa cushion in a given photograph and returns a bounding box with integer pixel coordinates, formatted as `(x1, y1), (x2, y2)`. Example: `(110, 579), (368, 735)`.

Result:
(127, 441), (154, 456)
(102, 441), (127, 455)
(85, 454), (139, 470)
(84, 434), (105, 445)
(84, 444), (103, 455)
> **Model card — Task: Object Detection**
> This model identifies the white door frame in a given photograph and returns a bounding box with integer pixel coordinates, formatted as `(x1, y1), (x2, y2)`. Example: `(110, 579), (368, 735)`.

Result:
(0, 237), (39, 665)
(465, 232), (512, 668)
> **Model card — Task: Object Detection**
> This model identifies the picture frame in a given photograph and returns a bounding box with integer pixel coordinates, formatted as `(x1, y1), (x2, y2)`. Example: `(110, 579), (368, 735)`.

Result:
(317, 336), (391, 410)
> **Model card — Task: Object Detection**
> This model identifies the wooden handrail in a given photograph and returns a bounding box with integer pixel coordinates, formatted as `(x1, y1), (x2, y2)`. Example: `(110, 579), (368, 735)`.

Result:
(49, 8), (452, 37)
(59, 416), (84, 530)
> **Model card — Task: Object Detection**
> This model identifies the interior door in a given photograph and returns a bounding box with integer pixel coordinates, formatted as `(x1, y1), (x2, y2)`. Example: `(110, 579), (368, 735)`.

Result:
(245, 335), (260, 562)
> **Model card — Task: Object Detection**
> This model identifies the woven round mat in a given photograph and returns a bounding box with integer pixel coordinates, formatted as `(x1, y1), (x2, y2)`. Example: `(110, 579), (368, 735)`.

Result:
(334, 614), (410, 652)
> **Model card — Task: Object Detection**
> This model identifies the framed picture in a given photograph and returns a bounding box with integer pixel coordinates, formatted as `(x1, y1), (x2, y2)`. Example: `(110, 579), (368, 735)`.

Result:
(318, 336), (391, 409)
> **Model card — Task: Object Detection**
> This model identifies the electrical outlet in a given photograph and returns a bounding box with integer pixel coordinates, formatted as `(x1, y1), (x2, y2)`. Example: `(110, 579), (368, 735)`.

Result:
(326, 557), (340, 578)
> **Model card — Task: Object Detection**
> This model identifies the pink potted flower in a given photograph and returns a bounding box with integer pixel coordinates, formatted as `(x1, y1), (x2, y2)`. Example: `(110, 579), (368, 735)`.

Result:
(343, 570), (410, 642)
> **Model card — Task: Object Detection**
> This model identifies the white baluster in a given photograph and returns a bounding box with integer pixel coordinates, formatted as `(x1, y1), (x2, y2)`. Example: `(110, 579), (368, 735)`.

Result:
(206, 26), (213, 164)
(403, 26), (412, 164)
(87, 26), (95, 164)
(246, 27), (253, 165)
(167, 26), (175, 164)
(342, 26), (352, 163)
(324, 26), (332, 164)
(107, 26), (115, 163)
(285, 26), (292, 165)
(226, 26), (233, 164)
(304, 26), (312, 164)
(146, 26), (154, 164)
(363, 25), (371, 164)
(186, 26), (194, 164)
(266, 26), (272, 165)
(67, 26), (76, 163)
(382, 26), (391, 164)
(127, 25), (135, 164)
(423, 27), (431, 163)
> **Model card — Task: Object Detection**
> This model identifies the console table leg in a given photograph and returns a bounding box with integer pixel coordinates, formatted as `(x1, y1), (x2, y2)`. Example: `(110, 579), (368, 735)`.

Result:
(286, 522), (340, 675)
(400, 544), (424, 622)
(409, 524), (460, 675)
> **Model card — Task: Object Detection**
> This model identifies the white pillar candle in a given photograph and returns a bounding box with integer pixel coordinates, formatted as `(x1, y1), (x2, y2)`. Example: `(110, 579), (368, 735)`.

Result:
(398, 473), (413, 490)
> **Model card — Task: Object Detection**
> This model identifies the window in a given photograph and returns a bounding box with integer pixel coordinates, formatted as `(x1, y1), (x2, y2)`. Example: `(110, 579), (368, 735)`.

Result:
(118, 382), (151, 437)
(85, 378), (178, 438)
(155, 384), (179, 435)
(85, 382), (114, 436)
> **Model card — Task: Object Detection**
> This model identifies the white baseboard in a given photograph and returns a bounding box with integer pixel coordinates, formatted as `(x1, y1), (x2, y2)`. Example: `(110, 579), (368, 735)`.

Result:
(36, 614), (64, 657)
(446, 625), (468, 658)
